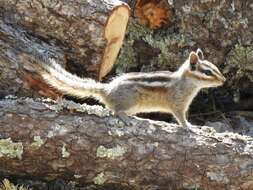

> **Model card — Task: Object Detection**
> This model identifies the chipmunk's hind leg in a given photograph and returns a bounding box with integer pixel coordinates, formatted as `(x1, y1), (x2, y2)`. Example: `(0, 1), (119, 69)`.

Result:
(106, 83), (145, 125)
(112, 98), (137, 125)
(108, 83), (139, 112)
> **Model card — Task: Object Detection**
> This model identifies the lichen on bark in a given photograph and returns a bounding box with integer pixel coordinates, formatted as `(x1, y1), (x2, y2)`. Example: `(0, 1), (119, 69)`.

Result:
(96, 145), (127, 159)
(0, 138), (23, 160)
(224, 44), (253, 86)
(30, 136), (44, 148)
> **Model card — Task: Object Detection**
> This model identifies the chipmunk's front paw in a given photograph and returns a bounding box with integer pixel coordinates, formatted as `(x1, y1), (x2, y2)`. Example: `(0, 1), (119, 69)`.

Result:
(186, 121), (193, 128)
(180, 121), (192, 128)
(185, 123), (200, 134)
(116, 112), (132, 126)
(180, 122), (196, 133)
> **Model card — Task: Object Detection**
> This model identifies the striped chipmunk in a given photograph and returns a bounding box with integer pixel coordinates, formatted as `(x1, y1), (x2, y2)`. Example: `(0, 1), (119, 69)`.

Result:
(26, 49), (226, 128)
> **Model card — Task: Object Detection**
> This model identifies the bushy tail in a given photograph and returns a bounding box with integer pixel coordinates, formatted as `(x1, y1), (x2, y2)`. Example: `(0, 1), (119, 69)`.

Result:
(21, 53), (106, 102)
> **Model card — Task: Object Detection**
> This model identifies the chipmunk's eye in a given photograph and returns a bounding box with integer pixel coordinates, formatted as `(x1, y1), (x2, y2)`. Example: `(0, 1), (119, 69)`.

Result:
(202, 69), (213, 76)
(191, 65), (196, 71)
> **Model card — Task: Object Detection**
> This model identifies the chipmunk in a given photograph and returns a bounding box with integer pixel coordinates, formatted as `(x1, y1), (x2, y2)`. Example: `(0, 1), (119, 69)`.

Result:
(24, 49), (226, 128)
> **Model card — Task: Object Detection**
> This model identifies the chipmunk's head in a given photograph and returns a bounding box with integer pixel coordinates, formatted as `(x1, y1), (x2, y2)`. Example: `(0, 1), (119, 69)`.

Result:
(184, 49), (226, 88)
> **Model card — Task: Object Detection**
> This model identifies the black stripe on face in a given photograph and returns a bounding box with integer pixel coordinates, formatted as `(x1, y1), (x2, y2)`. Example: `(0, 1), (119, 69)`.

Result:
(199, 68), (213, 76)
(198, 67), (223, 82)
(201, 62), (222, 77)
(212, 68), (222, 76)
(127, 76), (171, 83)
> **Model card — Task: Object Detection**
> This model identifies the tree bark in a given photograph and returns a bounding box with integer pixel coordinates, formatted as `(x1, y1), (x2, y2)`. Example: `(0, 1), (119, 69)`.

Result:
(0, 98), (253, 190)
(0, 20), (65, 98)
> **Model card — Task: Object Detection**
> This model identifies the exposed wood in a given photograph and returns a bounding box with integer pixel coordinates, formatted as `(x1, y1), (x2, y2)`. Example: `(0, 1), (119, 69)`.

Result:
(134, 0), (172, 29)
(0, 98), (253, 190)
(22, 72), (62, 99)
(98, 5), (131, 81)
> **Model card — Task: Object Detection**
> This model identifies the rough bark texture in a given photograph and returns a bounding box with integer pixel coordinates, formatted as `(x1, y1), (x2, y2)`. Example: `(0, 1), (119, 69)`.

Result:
(0, 19), (65, 98)
(0, 98), (253, 190)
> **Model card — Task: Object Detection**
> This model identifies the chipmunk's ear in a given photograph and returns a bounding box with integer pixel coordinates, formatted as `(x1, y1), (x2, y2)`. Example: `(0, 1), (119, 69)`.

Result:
(189, 51), (199, 71)
(196, 48), (204, 60)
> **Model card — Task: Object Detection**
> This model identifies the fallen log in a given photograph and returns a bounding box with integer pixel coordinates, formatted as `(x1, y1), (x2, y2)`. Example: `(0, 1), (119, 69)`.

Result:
(0, 98), (253, 190)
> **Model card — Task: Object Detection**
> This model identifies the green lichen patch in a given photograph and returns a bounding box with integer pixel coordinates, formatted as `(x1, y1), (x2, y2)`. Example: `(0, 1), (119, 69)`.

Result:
(93, 172), (106, 185)
(143, 33), (191, 68)
(47, 99), (111, 117)
(224, 44), (253, 86)
(115, 19), (152, 73)
(0, 178), (29, 190)
(30, 136), (44, 148)
(115, 19), (191, 73)
(0, 138), (23, 160)
(61, 143), (70, 158)
(96, 145), (126, 160)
